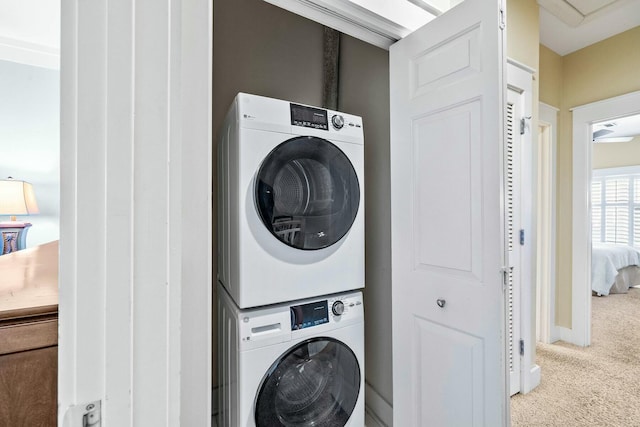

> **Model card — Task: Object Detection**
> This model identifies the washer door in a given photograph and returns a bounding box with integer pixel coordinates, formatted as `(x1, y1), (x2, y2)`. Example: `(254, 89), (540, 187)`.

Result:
(255, 136), (360, 250)
(254, 338), (361, 427)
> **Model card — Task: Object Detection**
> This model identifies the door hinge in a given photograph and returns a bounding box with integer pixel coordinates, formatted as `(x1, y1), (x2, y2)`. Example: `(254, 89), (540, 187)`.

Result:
(519, 339), (525, 356)
(520, 229), (525, 245)
(500, 266), (510, 292)
(62, 400), (101, 427)
(520, 116), (532, 135)
(499, 8), (506, 30)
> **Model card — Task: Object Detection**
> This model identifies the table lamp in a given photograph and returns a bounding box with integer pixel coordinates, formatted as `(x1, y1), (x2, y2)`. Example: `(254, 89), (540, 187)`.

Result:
(0, 177), (40, 254)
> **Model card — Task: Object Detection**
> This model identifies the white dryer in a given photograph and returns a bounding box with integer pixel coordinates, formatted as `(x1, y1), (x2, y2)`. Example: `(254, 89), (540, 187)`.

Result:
(218, 93), (364, 308)
(218, 284), (364, 427)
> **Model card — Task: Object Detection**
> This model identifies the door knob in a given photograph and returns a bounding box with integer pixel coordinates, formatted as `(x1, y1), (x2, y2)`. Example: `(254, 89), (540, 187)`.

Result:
(436, 299), (446, 308)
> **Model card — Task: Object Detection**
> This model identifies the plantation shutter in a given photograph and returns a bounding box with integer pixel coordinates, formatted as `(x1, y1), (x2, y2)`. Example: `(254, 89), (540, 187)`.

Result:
(592, 173), (640, 248)
(634, 177), (640, 247)
(604, 178), (630, 244)
(592, 180), (602, 242)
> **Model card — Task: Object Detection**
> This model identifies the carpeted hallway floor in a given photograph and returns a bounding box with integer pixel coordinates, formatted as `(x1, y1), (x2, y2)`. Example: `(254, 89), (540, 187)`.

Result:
(511, 287), (640, 426)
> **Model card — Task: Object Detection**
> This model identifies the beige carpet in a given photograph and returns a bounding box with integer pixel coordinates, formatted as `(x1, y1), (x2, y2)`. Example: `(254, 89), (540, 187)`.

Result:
(511, 287), (640, 426)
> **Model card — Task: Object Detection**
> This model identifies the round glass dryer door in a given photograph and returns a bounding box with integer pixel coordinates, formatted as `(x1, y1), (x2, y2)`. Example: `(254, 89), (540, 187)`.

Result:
(254, 338), (361, 427)
(255, 136), (360, 250)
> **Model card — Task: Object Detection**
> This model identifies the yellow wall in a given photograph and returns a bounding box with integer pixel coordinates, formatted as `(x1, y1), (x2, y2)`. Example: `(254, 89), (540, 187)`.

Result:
(593, 137), (640, 169)
(537, 44), (572, 327)
(562, 27), (640, 107)
(507, 0), (540, 131)
(507, 0), (539, 68)
(539, 45), (562, 108)
(540, 26), (640, 328)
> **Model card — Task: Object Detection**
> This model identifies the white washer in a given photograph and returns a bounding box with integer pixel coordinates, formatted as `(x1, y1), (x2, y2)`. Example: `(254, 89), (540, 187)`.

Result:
(218, 93), (365, 308)
(217, 284), (364, 427)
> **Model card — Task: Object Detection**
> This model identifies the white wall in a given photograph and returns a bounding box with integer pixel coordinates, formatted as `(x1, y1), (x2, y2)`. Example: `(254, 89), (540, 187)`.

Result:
(0, 59), (59, 247)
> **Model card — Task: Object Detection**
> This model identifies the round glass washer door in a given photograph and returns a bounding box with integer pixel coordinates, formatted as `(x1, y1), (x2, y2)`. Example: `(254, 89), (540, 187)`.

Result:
(255, 136), (360, 250)
(254, 338), (361, 427)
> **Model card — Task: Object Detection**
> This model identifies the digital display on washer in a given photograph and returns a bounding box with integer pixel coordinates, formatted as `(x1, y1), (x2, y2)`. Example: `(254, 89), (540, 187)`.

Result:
(290, 300), (329, 330)
(290, 104), (328, 130)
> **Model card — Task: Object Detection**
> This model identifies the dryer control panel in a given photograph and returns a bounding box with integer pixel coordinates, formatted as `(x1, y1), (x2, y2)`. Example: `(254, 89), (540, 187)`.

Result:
(290, 104), (328, 130)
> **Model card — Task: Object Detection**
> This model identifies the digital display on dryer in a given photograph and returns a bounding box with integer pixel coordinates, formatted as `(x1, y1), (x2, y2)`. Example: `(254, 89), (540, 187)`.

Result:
(290, 104), (328, 130)
(290, 300), (329, 330)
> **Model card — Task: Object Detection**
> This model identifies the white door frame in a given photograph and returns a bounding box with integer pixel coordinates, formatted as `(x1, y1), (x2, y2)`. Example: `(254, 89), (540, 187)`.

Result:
(536, 102), (558, 344)
(59, 0), (212, 425)
(570, 90), (640, 347)
(506, 58), (539, 395)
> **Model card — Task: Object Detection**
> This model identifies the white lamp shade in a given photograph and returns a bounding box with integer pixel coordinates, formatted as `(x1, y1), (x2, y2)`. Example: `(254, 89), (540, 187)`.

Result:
(0, 179), (40, 215)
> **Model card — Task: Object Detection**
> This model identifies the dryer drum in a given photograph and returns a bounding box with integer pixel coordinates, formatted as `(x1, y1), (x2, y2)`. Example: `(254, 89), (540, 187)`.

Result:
(255, 136), (360, 250)
(273, 159), (334, 216)
(254, 338), (361, 427)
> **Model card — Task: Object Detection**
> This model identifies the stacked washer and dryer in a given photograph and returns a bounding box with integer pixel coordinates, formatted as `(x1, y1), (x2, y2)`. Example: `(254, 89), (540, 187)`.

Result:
(217, 93), (365, 427)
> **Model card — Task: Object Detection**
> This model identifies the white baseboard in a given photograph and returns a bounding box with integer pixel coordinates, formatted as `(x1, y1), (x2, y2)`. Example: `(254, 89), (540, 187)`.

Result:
(522, 364), (541, 394)
(552, 325), (574, 344)
(365, 382), (392, 427)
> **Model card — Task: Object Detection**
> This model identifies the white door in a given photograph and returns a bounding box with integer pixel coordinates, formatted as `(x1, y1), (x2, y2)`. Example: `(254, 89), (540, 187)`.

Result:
(506, 86), (523, 396)
(390, 0), (507, 425)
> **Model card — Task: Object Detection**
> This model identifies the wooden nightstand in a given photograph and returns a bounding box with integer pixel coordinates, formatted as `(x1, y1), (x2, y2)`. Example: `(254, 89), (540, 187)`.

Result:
(0, 223), (32, 255)
(0, 241), (58, 425)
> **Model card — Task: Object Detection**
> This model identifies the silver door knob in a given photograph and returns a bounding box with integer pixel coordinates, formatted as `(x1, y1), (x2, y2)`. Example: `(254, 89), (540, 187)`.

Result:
(436, 299), (446, 308)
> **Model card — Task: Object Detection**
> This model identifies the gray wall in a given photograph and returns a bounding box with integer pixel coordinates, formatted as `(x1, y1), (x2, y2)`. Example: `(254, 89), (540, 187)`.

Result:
(213, 0), (392, 411)
(0, 60), (60, 247)
(339, 34), (392, 406)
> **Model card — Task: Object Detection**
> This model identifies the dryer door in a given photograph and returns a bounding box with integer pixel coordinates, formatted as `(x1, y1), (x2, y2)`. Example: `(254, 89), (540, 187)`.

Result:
(255, 136), (360, 250)
(254, 337), (361, 427)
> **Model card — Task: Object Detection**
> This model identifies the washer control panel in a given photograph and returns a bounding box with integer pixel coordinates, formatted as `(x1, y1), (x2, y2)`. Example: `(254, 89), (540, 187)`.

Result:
(290, 300), (329, 330)
(331, 114), (344, 130)
(289, 292), (363, 332)
(332, 300), (345, 316)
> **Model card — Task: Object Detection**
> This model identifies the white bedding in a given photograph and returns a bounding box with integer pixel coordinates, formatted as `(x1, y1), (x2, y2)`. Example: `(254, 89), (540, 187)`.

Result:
(591, 243), (640, 295)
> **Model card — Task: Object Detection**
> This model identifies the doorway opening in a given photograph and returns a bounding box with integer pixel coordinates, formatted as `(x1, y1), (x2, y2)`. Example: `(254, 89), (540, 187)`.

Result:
(571, 91), (640, 347)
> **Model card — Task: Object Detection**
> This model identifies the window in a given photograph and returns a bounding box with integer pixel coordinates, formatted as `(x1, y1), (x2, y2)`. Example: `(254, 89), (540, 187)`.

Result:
(592, 168), (640, 247)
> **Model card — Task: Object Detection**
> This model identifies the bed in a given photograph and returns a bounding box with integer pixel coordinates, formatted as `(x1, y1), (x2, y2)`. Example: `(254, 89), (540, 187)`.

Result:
(592, 242), (640, 296)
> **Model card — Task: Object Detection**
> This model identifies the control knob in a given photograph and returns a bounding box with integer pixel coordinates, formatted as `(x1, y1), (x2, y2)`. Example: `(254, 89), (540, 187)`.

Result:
(332, 300), (345, 316)
(331, 114), (344, 130)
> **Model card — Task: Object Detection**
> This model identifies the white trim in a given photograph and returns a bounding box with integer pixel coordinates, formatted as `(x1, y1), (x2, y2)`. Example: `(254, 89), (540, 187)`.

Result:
(0, 36), (60, 69)
(593, 165), (640, 177)
(571, 90), (640, 347)
(537, 0), (583, 27)
(507, 60), (537, 395)
(407, 0), (444, 17)
(540, 101), (559, 112)
(365, 382), (392, 427)
(522, 364), (541, 394)
(262, 0), (435, 49)
(536, 102), (558, 345)
(179, 0), (214, 423)
(507, 57), (537, 75)
(552, 325), (574, 343)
